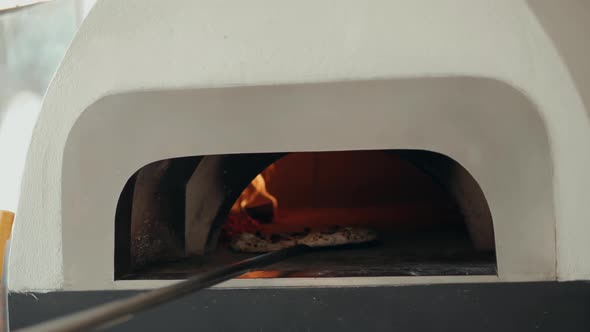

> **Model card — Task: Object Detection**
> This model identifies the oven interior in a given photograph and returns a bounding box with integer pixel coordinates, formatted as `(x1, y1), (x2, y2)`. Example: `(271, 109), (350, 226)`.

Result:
(115, 150), (496, 280)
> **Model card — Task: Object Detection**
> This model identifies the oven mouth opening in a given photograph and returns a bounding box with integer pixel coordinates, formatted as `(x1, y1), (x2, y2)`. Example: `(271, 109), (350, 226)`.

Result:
(115, 150), (497, 281)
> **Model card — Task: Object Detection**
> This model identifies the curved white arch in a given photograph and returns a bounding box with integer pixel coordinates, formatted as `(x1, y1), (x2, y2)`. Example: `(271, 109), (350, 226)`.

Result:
(61, 77), (554, 290)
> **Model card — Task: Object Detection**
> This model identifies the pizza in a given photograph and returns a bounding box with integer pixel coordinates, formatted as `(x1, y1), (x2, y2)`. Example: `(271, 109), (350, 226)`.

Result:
(230, 226), (377, 253)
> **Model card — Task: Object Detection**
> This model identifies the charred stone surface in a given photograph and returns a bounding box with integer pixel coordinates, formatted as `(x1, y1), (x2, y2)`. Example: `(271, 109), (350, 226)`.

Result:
(127, 157), (200, 272)
(114, 173), (136, 278)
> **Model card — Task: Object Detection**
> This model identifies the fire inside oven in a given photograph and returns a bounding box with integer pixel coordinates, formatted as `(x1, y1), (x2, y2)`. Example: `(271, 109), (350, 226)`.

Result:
(114, 150), (497, 280)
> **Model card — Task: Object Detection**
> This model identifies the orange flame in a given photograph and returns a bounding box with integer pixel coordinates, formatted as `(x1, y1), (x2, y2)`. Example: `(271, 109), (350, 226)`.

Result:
(231, 166), (279, 222)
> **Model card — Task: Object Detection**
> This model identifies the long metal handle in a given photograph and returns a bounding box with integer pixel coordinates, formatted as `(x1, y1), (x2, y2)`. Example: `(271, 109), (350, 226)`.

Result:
(18, 245), (311, 332)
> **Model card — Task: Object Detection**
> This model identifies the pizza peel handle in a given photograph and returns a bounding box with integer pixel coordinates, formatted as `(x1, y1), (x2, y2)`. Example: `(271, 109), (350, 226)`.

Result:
(16, 244), (312, 332)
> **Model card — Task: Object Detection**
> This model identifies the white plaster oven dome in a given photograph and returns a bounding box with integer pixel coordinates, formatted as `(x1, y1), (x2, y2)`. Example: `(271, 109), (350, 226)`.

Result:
(7, 0), (590, 292)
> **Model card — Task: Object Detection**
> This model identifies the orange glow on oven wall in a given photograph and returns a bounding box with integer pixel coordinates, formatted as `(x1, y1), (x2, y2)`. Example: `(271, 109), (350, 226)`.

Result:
(225, 151), (463, 236)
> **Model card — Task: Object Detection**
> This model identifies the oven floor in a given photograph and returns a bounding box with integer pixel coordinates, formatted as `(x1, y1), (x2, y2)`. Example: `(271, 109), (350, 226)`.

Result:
(123, 226), (496, 280)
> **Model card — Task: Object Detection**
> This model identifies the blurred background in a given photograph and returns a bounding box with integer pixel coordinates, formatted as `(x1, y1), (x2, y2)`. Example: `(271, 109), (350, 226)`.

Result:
(0, 0), (95, 211)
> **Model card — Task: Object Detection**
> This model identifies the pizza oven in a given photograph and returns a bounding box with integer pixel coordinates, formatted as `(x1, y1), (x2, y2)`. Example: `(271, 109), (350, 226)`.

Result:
(8, 0), (590, 330)
(7, 4), (590, 331)
(115, 150), (497, 282)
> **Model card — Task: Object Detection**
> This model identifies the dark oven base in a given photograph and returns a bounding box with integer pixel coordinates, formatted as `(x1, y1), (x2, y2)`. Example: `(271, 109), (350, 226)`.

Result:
(9, 281), (590, 332)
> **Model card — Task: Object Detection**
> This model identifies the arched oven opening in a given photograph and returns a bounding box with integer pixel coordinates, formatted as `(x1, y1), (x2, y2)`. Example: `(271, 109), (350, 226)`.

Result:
(115, 150), (496, 280)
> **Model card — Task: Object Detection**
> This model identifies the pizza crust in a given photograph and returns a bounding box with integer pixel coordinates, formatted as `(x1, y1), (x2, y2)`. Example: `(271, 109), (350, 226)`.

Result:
(230, 226), (377, 253)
